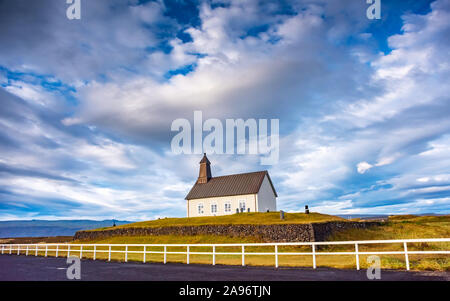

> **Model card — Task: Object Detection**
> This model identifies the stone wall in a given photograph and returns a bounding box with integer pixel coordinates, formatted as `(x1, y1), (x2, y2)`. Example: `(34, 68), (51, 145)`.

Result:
(74, 221), (381, 242)
(311, 221), (381, 241)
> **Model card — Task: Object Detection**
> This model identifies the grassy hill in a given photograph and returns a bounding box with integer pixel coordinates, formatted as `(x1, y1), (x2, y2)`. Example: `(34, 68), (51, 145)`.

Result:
(89, 212), (345, 231)
(330, 215), (450, 241)
(70, 213), (449, 271)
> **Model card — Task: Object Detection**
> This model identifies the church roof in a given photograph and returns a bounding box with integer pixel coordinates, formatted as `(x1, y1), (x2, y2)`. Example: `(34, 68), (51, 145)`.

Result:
(185, 170), (277, 200)
(199, 153), (211, 164)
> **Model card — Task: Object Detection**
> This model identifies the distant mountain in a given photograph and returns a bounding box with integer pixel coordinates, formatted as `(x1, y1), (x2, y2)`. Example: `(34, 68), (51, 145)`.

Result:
(338, 213), (446, 220)
(0, 220), (133, 238)
(338, 214), (389, 220)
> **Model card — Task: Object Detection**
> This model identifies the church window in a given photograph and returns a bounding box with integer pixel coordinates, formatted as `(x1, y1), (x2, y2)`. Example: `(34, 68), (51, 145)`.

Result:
(198, 203), (204, 214)
(239, 201), (246, 212)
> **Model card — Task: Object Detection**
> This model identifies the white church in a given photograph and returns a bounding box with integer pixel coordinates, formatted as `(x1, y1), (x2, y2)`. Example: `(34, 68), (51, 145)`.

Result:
(185, 154), (277, 217)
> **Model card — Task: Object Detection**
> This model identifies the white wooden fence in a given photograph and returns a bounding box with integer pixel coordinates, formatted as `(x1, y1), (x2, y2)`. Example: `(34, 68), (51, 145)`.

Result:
(1, 238), (449, 271)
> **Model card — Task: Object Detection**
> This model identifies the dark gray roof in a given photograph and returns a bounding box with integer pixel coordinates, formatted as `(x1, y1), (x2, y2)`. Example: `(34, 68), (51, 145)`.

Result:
(185, 170), (277, 200)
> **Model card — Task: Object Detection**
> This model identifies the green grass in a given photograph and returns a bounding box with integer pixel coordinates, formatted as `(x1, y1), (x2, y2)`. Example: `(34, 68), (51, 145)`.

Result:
(330, 215), (450, 241)
(90, 212), (345, 231)
(12, 214), (448, 271)
(74, 214), (449, 271)
(326, 215), (450, 271)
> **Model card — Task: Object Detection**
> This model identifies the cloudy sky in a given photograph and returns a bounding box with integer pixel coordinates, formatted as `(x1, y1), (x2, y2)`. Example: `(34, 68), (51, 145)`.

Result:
(0, 0), (449, 221)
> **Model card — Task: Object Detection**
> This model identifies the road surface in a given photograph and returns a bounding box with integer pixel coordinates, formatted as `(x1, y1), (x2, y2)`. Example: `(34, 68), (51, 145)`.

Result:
(0, 254), (448, 281)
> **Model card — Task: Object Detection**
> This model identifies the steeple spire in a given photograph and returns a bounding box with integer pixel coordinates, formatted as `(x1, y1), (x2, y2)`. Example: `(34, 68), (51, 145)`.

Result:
(197, 153), (212, 184)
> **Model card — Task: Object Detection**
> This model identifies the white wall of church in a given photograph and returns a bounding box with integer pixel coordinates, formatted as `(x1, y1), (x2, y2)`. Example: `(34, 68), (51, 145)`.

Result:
(188, 194), (257, 217)
(256, 175), (277, 212)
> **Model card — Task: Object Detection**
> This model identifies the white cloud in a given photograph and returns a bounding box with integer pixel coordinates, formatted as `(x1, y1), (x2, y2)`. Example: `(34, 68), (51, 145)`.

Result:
(1, 0), (450, 220)
(357, 161), (373, 174)
(311, 199), (353, 215)
(5, 81), (56, 107)
(76, 139), (136, 170)
(0, 0), (176, 82)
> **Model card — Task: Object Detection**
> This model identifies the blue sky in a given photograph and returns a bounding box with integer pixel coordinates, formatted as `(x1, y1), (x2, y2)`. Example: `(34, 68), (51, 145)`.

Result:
(0, 0), (449, 220)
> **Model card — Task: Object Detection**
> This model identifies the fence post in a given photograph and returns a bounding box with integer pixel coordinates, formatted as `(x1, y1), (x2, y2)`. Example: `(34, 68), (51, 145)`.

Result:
(242, 245), (245, 266)
(404, 242), (410, 271)
(80, 245), (83, 259)
(187, 246), (190, 264)
(125, 245), (128, 262)
(26, 245), (29, 256)
(93, 245), (96, 260)
(164, 246), (167, 264)
(9, 245), (12, 254)
(56, 245), (59, 257)
(67, 245), (70, 258)
(45, 245), (48, 257)
(1, 245), (3, 254)
(355, 243), (360, 270)
(275, 245), (279, 268)
(17, 245), (20, 255)
(213, 246), (216, 265)
(108, 245), (111, 261)
(312, 244), (316, 269)
(143, 246), (146, 263)
(35, 245), (38, 256)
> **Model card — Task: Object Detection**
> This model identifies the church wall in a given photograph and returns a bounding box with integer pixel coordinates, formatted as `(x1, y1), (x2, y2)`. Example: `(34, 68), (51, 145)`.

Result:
(188, 194), (257, 217)
(256, 175), (277, 212)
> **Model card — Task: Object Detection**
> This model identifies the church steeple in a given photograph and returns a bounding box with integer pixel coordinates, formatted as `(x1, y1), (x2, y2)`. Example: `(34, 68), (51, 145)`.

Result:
(197, 153), (212, 184)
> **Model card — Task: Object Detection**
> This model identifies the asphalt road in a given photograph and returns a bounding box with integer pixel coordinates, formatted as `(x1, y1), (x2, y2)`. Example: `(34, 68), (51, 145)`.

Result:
(0, 254), (448, 281)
